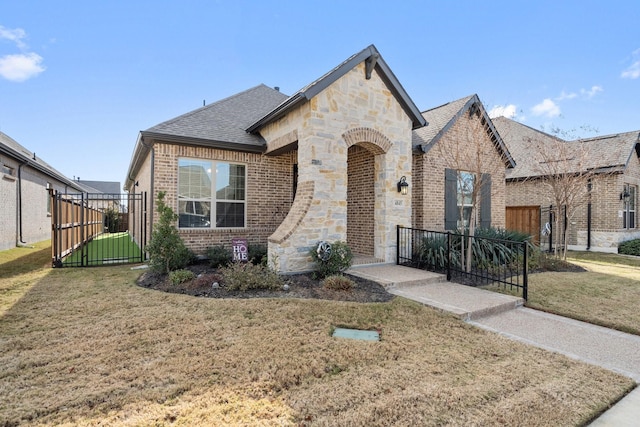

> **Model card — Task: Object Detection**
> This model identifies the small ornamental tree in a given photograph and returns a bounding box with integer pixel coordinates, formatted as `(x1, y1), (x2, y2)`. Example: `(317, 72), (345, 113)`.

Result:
(147, 191), (192, 273)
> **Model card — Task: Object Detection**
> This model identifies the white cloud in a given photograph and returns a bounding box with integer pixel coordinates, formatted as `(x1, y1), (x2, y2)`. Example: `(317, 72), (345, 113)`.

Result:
(531, 98), (561, 118)
(580, 85), (603, 98)
(488, 104), (518, 119)
(621, 48), (640, 79)
(0, 53), (45, 82)
(0, 25), (28, 49)
(555, 90), (577, 101)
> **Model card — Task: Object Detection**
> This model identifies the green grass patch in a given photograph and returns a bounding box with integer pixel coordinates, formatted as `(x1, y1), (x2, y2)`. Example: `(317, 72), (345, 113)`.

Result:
(63, 232), (142, 266)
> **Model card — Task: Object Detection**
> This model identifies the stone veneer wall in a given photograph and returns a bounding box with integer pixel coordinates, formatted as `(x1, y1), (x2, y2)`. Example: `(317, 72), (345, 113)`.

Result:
(141, 142), (296, 255)
(260, 62), (414, 272)
(412, 110), (507, 231)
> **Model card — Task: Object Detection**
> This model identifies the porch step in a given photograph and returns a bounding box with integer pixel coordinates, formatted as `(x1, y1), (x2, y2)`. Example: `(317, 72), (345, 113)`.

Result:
(347, 264), (523, 321)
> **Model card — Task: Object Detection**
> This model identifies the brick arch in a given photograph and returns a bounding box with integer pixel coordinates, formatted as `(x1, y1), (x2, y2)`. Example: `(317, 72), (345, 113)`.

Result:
(342, 127), (392, 155)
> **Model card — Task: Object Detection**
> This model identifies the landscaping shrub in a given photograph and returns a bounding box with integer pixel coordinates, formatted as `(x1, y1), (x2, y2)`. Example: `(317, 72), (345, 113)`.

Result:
(169, 269), (196, 285)
(207, 245), (232, 268)
(322, 275), (355, 291)
(619, 239), (640, 256)
(220, 262), (283, 291)
(248, 244), (267, 265)
(309, 241), (353, 279)
(147, 192), (194, 273)
(103, 207), (121, 233)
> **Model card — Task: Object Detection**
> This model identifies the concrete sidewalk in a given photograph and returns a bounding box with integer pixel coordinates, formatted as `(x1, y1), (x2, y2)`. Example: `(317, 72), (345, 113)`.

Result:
(347, 264), (640, 427)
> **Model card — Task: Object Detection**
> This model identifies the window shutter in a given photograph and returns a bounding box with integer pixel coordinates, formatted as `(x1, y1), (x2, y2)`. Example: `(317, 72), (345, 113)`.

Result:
(445, 168), (457, 230)
(480, 173), (491, 228)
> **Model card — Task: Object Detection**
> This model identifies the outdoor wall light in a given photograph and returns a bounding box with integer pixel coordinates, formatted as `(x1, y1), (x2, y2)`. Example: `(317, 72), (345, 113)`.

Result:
(620, 189), (631, 202)
(397, 176), (409, 195)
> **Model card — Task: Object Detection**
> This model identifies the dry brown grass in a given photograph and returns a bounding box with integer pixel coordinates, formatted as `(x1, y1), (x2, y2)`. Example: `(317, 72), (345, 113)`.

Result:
(521, 252), (640, 335)
(0, 245), (634, 426)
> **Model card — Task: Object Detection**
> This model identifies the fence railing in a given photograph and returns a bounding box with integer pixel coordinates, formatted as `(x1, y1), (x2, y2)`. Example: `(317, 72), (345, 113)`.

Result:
(50, 191), (146, 267)
(397, 226), (528, 300)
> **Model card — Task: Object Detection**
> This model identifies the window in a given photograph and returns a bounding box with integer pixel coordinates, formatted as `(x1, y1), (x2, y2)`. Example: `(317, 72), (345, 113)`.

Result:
(456, 171), (474, 228)
(623, 184), (636, 229)
(178, 159), (246, 228)
(445, 169), (491, 230)
(2, 164), (14, 176)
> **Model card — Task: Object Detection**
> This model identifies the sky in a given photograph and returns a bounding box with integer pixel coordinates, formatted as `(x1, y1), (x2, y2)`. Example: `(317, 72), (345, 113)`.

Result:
(1, 1), (638, 185)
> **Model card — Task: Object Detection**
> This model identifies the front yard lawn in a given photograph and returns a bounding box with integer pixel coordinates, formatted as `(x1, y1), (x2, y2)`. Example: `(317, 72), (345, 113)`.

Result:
(523, 251), (640, 335)
(0, 245), (634, 426)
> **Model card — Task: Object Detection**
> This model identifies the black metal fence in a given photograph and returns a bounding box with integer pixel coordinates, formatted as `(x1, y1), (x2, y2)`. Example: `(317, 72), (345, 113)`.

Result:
(397, 226), (528, 300)
(51, 191), (147, 267)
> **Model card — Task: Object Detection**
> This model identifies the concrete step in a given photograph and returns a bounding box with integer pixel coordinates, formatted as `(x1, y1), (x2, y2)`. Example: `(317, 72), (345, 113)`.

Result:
(389, 282), (523, 321)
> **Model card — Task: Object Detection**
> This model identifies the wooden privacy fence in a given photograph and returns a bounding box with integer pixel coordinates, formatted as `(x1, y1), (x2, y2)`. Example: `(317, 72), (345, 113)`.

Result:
(50, 190), (103, 266)
(506, 206), (541, 245)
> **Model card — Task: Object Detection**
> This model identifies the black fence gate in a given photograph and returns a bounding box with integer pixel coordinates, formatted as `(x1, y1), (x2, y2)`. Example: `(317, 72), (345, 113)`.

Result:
(50, 191), (147, 267)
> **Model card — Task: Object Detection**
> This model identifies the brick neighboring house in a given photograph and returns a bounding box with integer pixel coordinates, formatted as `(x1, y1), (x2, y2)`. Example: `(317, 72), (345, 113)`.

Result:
(0, 131), (84, 250)
(412, 95), (515, 232)
(494, 116), (640, 252)
(124, 45), (514, 272)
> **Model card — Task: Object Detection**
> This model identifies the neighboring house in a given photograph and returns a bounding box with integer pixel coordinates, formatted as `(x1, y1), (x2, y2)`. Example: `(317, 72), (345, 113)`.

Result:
(124, 45), (514, 272)
(0, 131), (84, 250)
(412, 95), (515, 232)
(494, 116), (640, 252)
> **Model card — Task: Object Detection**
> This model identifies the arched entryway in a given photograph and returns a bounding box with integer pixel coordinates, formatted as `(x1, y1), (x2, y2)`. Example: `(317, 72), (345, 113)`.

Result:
(343, 127), (391, 260)
(347, 145), (375, 256)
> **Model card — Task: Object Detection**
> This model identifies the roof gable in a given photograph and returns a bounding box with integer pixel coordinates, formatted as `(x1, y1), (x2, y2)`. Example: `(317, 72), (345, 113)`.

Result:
(247, 45), (426, 132)
(412, 95), (515, 168)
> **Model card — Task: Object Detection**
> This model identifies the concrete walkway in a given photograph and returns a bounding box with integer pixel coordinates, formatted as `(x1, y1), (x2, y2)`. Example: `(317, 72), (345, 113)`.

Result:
(347, 264), (640, 426)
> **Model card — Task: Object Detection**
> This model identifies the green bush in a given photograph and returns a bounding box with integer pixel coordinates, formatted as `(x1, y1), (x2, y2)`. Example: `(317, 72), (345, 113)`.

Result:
(103, 207), (121, 233)
(309, 241), (353, 279)
(147, 192), (194, 273)
(207, 245), (232, 268)
(169, 269), (196, 285)
(619, 239), (640, 256)
(220, 262), (283, 291)
(248, 244), (267, 265)
(322, 275), (355, 291)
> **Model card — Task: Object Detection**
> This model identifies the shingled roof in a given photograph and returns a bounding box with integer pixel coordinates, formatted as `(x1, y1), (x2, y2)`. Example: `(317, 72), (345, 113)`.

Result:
(142, 84), (288, 150)
(0, 131), (83, 190)
(412, 94), (515, 167)
(493, 116), (640, 180)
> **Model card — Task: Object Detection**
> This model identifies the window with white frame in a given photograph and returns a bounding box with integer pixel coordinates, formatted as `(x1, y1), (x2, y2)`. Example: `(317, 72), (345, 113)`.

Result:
(623, 184), (636, 229)
(177, 159), (246, 229)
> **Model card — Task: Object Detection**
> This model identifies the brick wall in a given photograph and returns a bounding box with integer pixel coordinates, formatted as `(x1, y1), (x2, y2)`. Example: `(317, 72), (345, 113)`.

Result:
(135, 142), (296, 255)
(0, 156), (73, 250)
(347, 145), (374, 255)
(413, 110), (507, 231)
(506, 151), (640, 249)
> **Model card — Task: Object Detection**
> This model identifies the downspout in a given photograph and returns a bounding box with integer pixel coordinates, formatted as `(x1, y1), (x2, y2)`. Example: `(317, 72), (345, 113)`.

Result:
(17, 162), (27, 245)
(586, 179), (592, 250)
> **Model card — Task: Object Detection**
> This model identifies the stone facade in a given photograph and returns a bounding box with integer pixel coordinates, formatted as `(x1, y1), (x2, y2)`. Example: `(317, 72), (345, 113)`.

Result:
(413, 110), (507, 231)
(260, 63), (414, 272)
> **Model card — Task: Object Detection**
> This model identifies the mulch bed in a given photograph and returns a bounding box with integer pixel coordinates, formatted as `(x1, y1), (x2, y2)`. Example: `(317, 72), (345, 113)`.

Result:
(137, 263), (395, 303)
